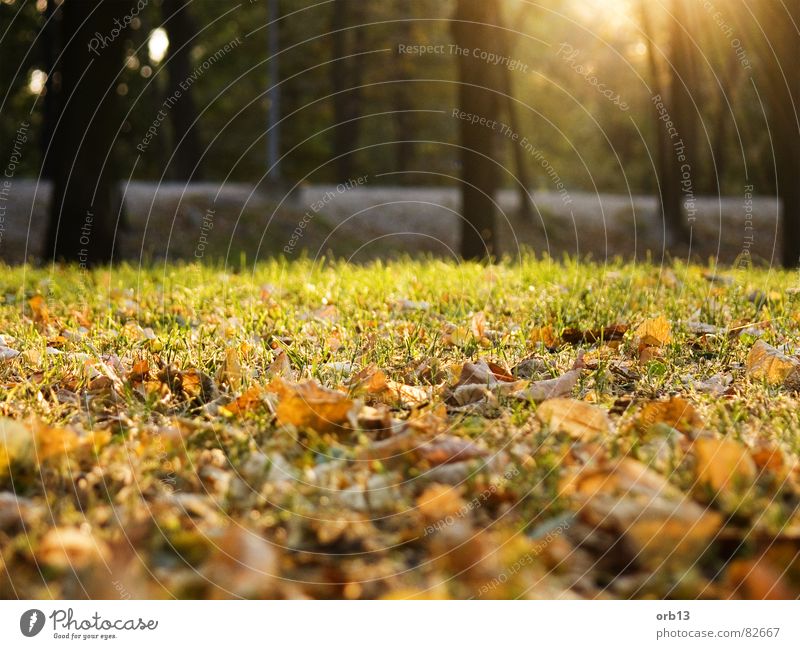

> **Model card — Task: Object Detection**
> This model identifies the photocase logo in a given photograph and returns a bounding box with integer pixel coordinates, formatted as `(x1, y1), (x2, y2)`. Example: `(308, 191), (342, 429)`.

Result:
(20, 609), (45, 637)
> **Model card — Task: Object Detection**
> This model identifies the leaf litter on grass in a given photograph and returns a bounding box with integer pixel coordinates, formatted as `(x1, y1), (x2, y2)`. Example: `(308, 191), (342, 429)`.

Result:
(0, 258), (799, 599)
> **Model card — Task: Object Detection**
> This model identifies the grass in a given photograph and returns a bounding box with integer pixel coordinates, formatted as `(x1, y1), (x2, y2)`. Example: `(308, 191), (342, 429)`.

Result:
(0, 255), (799, 599)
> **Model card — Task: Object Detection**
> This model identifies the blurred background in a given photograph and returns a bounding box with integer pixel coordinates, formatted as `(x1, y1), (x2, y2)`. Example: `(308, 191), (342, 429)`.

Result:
(0, 0), (797, 266)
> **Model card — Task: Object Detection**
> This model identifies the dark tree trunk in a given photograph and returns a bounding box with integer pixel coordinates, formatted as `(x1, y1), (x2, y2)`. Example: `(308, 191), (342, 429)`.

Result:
(669, 0), (697, 187)
(751, 0), (800, 266)
(640, 0), (688, 246)
(392, 19), (415, 182)
(45, 0), (134, 265)
(703, 50), (742, 195)
(774, 1), (800, 267)
(40, 0), (60, 180)
(162, 0), (203, 181)
(453, 0), (502, 260)
(497, 6), (533, 221)
(330, 0), (366, 183)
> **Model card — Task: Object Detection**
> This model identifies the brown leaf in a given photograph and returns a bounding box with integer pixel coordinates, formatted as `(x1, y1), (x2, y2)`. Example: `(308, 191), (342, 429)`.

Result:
(222, 385), (267, 415)
(693, 437), (757, 493)
(634, 315), (672, 347)
(266, 350), (296, 380)
(217, 346), (244, 391)
(418, 435), (488, 466)
(28, 294), (50, 325)
(352, 367), (432, 408)
(416, 484), (466, 521)
(204, 527), (280, 598)
(536, 398), (610, 439)
(37, 527), (109, 570)
(637, 397), (702, 434)
(530, 325), (557, 348)
(567, 458), (722, 569)
(746, 340), (800, 387)
(513, 368), (580, 403)
(270, 378), (355, 432)
(725, 556), (798, 599)
(561, 324), (628, 345)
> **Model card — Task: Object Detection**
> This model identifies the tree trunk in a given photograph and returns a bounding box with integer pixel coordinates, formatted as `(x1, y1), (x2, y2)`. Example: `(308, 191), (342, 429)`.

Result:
(162, 0), (203, 181)
(453, 0), (502, 260)
(330, 0), (366, 183)
(45, 0), (134, 265)
(498, 5), (533, 220)
(392, 19), (415, 182)
(40, 0), (59, 180)
(775, 1), (800, 266)
(640, 0), (688, 246)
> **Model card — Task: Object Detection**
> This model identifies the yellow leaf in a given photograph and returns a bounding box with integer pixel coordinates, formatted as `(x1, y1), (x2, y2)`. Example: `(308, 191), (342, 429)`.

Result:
(746, 340), (800, 386)
(270, 378), (354, 432)
(536, 398), (610, 439)
(217, 347), (244, 391)
(37, 527), (109, 570)
(637, 397), (702, 434)
(416, 484), (465, 522)
(530, 325), (557, 347)
(634, 315), (672, 347)
(693, 437), (757, 493)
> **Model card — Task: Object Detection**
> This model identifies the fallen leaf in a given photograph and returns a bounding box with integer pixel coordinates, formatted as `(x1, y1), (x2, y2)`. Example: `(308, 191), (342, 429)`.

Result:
(204, 527), (280, 598)
(536, 398), (611, 439)
(530, 325), (557, 348)
(725, 556), (797, 599)
(37, 527), (109, 570)
(28, 295), (49, 325)
(222, 385), (267, 415)
(416, 484), (466, 521)
(561, 324), (628, 345)
(693, 437), (757, 493)
(746, 340), (800, 387)
(567, 458), (722, 569)
(637, 397), (702, 434)
(634, 315), (672, 347)
(270, 378), (355, 432)
(513, 368), (580, 403)
(418, 436), (488, 466)
(217, 347), (244, 391)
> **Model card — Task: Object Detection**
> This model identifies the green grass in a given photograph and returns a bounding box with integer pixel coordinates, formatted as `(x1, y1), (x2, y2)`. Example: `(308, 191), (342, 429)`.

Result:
(0, 256), (799, 599)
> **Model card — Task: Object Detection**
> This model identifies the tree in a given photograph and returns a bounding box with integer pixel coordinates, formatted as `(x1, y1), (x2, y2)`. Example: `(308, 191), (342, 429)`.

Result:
(45, 0), (135, 265)
(757, 0), (800, 266)
(329, 0), (367, 183)
(162, 0), (204, 181)
(452, 0), (503, 260)
(639, 0), (690, 246)
(498, 3), (534, 221)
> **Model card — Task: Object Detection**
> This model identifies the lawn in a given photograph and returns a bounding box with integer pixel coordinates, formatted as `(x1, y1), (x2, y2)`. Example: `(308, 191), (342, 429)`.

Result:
(0, 256), (798, 599)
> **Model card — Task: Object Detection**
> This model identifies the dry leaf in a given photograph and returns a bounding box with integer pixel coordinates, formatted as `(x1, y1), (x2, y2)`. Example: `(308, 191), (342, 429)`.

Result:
(634, 315), (672, 347)
(561, 324), (628, 344)
(693, 437), (757, 493)
(418, 435), (488, 466)
(204, 527), (280, 598)
(637, 397), (702, 434)
(725, 556), (798, 599)
(37, 527), (109, 570)
(530, 325), (557, 348)
(217, 347), (244, 391)
(568, 458), (721, 569)
(222, 385), (267, 415)
(28, 294), (49, 324)
(536, 398), (610, 439)
(270, 378), (355, 432)
(746, 340), (800, 387)
(416, 484), (466, 521)
(513, 368), (580, 403)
